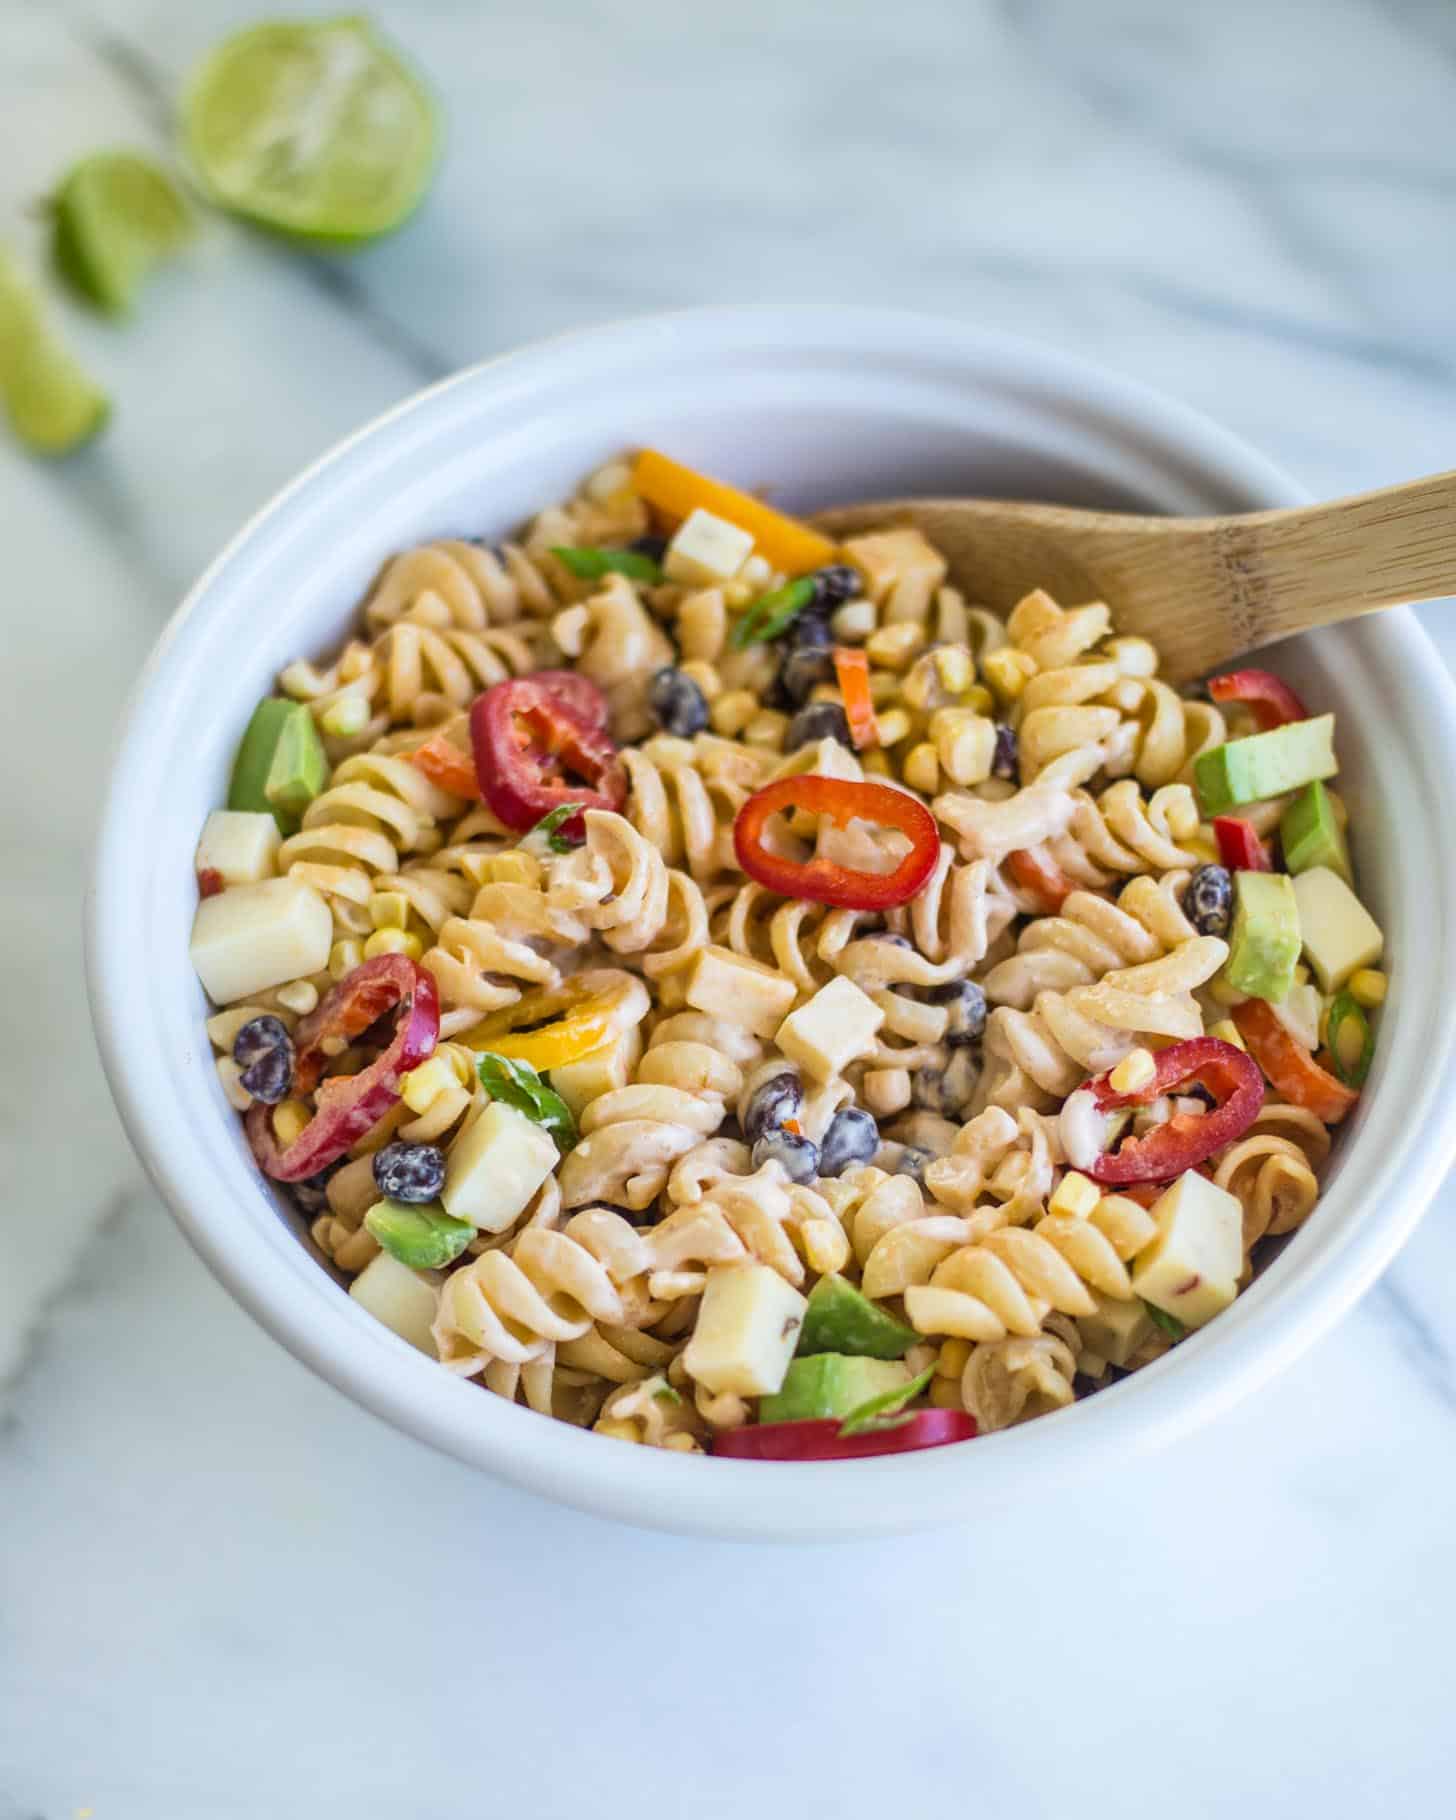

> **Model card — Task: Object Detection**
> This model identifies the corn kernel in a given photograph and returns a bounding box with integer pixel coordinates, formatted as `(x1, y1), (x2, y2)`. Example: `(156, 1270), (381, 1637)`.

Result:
(933, 644), (974, 696)
(902, 742), (941, 796)
(831, 600), (876, 642)
(364, 928), (424, 962)
(1049, 1170), (1101, 1220)
(802, 1219), (851, 1276)
(929, 707), (995, 787)
(664, 1431), (700, 1453)
(739, 554), (774, 590)
(215, 1056), (253, 1112)
(874, 707), (913, 747)
(1184, 837), (1221, 868)
(743, 709), (790, 749)
(485, 851), (541, 887)
(929, 1377), (964, 1410)
(369, 891), (411, 931)
(809, 681), (843, 706)
(865, 623), (926, 670)
(320, 695), (370, 739)
(1108, 1048), (1157, 1095)
(1292, 962), (1310, 987)
(595, 1418), (640, 1444)
(400, 1055), (460, 1115)
(676, 590), (727, 663)
(1332, 1013), (1367, 1075)
(710, 689), (757, 737)
(1208, 1018), (1246, 1051)
(679, 658), (722, 701)
(982, 646), (1036, 702)
(936, 1337), (972, 1378)
(867, 670), (899, 710)
(275, 979), (320, 1016)
(964, 683), (995, 716)
(273, 1099), (312, 1148)
(329, 940), (364, 980)
(1206, 976), (1248, 1009)
(1349, 968), (1387, 1008)
(861, 750), (893, 777)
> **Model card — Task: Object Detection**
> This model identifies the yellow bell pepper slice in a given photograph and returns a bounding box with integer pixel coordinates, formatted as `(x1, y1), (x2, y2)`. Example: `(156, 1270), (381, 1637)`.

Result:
(459, 973), (638, 1071)
(633, 448), (838, 576)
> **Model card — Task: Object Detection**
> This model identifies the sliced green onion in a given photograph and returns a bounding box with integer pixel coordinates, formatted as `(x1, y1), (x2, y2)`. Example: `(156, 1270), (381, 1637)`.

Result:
(836, 1365), (934, 1437)
(1142, 1301), (1186, 1343)
(551, 545), (660, 583)
(731, 576), (816, 650)
(1326, 990), (1374, 1087)
(524, 802), (585, 853)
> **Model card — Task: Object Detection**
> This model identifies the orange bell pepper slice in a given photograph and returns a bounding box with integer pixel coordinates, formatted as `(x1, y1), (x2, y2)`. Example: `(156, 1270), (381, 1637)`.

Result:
(833, 646), (879, 750)
(408, 724), (480, 798)
(1008, 846), (1077, 912)
(632, 449), (838, 576)
(1231, 997), (1359, 1124)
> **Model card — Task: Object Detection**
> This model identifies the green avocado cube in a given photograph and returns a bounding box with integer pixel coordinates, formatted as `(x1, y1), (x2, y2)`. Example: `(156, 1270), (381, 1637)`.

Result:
(1280, 780), (1351, 884)
(759, 1354), (910, 1424)
(227, 698), (327, 833)
(1223, 870), (1301, 1002)
(796, 1274), (919, 1360)
(364, 1199), (475, 1271)
(1194, 714), (1337, 817)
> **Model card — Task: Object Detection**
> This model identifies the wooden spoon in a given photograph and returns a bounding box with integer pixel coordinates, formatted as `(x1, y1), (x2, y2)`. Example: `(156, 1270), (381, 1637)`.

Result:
(814, 469), (1456, 684)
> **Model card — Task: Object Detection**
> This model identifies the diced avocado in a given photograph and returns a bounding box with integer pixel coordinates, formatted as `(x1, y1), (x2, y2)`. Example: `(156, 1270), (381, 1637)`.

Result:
(1223, 870), (1300, 1002)
(797, 1273), (919, 1360)
(228, 698), (326, 832)
(759, 1354), (910, 1424)
(1194, 714), (1337, 816)
(1280, 780), (1351, 884)
(1291, 866), (1383, 993)
(364, 1199), (475, 1270)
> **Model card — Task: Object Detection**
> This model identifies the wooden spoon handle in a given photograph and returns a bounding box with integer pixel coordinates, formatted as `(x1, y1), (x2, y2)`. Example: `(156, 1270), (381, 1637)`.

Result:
(1239, 468), (1456, 643)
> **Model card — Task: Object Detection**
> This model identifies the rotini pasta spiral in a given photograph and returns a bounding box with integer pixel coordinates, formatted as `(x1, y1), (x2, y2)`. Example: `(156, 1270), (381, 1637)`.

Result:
(958, 1315), (1081, 1431)
(364, 538), (553, 632)
(623, 733), (773, 883)
(547, 810), (709, 976)
(1212, 1099), (1331, 1251)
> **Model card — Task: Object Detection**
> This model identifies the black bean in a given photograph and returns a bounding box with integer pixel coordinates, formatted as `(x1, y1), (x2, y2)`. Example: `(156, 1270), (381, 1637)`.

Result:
(372, 1141), (447, 1204)
(911, 1051), (979, 1118)
(991, 723), (1019, 782)
(787, 702), (851, 750)
(292, 1169), (336, 1215)
(811, 564), (862, 608)
(752, 1129), (820, 1184)
(234, 1015), (291, 1069)
(648, 667), (710, 737)
(743, 1072), (804, 1144)
(233, 1016), (294, 1104)
(779, 645), (836, 706)
(927, 979), (987, 1046)
(1183, 864), (1233, 937)
(630, 534), (668, 563)
(790, 610), (834, 650)
(894, 1145), (932, 1182)
(819, 1108), (880, 1176)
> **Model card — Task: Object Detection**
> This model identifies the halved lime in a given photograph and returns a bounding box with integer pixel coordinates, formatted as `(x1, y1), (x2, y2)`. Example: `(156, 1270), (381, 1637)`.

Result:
(0, 248), (109, 456)
(181, 15), (439, 243)
(53, 151), (192, 314)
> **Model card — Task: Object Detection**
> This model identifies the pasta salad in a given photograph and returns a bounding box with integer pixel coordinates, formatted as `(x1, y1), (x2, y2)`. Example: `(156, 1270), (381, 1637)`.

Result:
(189, 450), (1386, 1459)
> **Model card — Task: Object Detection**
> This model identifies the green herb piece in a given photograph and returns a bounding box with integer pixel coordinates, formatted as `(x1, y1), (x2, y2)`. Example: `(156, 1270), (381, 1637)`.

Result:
(51, 151), (192, 315)
(364, 1199), (474, 1270)
(523, 802), (585, 853)
(551, 545), (661, 583)
(1325, 990), (1375, 1087)
(1142, 1301), (1187, 1343)
(836, 1365), (934, 1438)
(652, 1382), (684, 1406)
(477, 1052), (578, 1154)
(731, 576), (816, 650)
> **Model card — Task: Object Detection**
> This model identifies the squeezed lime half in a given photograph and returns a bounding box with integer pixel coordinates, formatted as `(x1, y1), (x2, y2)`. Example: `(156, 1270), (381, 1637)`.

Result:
(0, 248), (109, 456)
(53, 151), (192, 314)
(181, 15), (439, 242)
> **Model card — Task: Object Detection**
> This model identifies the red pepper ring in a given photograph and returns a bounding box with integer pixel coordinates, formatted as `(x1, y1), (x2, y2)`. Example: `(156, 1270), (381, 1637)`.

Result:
(246, 955), (440, 1183)
(733, 775), (941, 912)
(1079, 1036), (1264, 1187)
(470, 675), (625, 840)
(1212, 816), (1272, 872)
(1207, 668), (1310, 731)
(714, 1410), (976, 1461)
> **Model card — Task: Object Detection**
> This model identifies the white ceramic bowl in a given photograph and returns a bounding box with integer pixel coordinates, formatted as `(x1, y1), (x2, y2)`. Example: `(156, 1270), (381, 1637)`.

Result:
(87, 308), (1456, 1538)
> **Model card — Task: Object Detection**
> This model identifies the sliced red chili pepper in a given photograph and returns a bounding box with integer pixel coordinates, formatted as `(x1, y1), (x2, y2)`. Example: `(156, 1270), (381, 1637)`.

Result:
(733, 775), (940, 911)
(470, 674), (625, 840)
(1213, 816), (1271, 872)
(714, 1409), (976, 1461)
(1008, 846), (1078, 911)
(246, 954), (439, 1182)
(833, 646), (879, 750)
(523, 669), (611, 731)
(1078, 1036), (1265, 1186)
(1232, 997), (1359, 1124)
(1208, 669), (1309, 731)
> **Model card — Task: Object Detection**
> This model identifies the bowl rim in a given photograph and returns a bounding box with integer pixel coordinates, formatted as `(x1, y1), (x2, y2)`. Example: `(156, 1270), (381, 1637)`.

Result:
(86, 305), (1456, 1537)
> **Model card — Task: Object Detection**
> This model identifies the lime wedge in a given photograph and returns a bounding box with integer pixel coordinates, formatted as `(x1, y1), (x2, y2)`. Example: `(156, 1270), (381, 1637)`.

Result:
(0, 249), (109, 456)
(53, 151), (192, 315)
(181, 15), (439, 243)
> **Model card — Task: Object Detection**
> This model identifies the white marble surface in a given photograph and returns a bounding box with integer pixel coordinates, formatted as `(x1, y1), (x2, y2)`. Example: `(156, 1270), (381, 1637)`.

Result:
(4, 0), (1455, 1811)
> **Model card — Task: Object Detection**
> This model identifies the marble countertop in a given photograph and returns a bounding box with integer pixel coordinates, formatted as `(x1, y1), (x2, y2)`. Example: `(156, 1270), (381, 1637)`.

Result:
(5, 0), (1455, 1811)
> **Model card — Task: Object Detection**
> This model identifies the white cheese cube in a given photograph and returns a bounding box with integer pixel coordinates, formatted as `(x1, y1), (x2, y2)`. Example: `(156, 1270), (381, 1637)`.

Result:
(195, 809), (281, 888)
(664, 508), (755, 586)
(682, 1262), (806, 1397)
(686, 944), (798, 1039)
(1131, 1172), (1243, 1329)
(441, 1100), (558, 1232)
(349, 1251), (438, 1355)
(774, 976), (885, 1081)
(1291, 866), (1384, 993)
(1077, 1291), (1155, 1367)
(189, 876), (332, 1004)
(548, 1026), (643, 1121)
